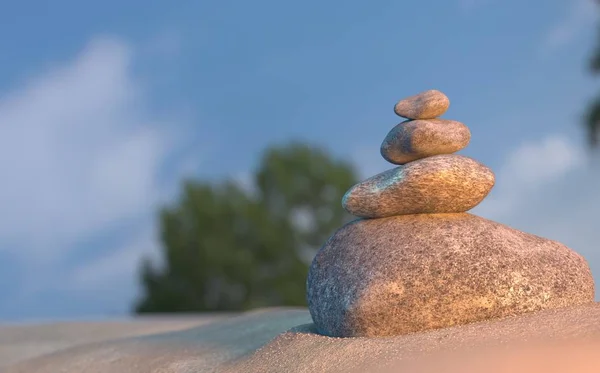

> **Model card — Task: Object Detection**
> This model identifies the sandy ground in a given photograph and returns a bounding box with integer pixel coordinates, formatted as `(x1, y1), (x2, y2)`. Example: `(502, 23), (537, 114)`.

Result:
(388, 338), (600, 373)
(2, 304), (600, 372)
(0, 315), (229, 368)
(228, 303), (600, 372)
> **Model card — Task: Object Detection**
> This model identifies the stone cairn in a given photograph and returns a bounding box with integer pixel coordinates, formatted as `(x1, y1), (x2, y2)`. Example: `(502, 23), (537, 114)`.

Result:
(307, 90), (596, 338)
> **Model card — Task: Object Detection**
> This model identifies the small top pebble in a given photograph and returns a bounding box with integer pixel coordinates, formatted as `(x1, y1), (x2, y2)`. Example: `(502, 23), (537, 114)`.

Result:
(394, 90), (450, 120)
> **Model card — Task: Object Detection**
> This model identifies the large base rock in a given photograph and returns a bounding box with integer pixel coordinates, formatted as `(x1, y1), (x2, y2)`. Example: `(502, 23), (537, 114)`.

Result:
(307, 213), (595, 337)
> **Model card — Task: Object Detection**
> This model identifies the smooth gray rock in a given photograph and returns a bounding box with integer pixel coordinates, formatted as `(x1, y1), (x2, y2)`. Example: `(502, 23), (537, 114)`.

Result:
(342, 154), (495, 218)
(381, 119), (471, 165)
(394, 89), (450, 119)
(306, 213), (595, 338)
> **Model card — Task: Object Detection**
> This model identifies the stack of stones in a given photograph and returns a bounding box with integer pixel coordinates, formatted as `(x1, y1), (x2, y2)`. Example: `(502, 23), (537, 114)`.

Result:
(306, 90), (595, 338)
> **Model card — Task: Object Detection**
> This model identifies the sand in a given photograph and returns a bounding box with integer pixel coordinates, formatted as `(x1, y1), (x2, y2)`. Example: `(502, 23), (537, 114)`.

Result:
(0, 315), (228, 368)
(3, 304), (600, 372)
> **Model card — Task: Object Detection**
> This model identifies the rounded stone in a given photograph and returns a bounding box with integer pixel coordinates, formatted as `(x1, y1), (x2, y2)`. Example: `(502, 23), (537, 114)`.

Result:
(306, 213), (596, 338)
(381, 119), (471, 165)
(342, 154), (495, 218)
(394, 90), (450, 119)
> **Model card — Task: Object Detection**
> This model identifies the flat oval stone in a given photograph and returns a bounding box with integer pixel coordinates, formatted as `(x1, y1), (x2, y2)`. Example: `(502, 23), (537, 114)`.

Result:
(342, 154), (495, 218)
(307, 213), (595, 337)
(394, 90), (450, 119)
(381, 119), (471, 165)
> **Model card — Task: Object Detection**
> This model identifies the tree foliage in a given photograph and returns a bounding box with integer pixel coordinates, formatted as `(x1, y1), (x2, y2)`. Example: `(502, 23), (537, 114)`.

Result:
(585, 7), (600, 148)
(134, 142), (358, 312)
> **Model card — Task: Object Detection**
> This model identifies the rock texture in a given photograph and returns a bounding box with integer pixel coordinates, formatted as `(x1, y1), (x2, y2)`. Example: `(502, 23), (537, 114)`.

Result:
(313, 89), (594, 337)
(342, 154), (495, 218)
(394, 89), (450, 119)
(380, 119), (471, 164)
(306, 213), (595, 338)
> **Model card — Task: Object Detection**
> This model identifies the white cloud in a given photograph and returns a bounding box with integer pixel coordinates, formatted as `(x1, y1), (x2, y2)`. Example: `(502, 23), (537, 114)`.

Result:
(0, 38), (153, 254)
(503, 136), (585, 187)
(542, 0), (598, 52)
(476, 135), (586, 217)
(65, 223), (162, 314)
(0, 36), (206, 318)
(71, 228), (160, 290)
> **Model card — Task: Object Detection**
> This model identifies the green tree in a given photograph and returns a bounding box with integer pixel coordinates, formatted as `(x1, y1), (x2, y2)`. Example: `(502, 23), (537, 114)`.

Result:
(585, 10), (600, 148)
(134, 142), (358, 313)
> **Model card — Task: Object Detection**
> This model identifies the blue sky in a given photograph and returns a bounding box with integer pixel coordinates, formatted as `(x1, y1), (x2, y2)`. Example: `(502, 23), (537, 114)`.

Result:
(0, 0), (599, 321)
